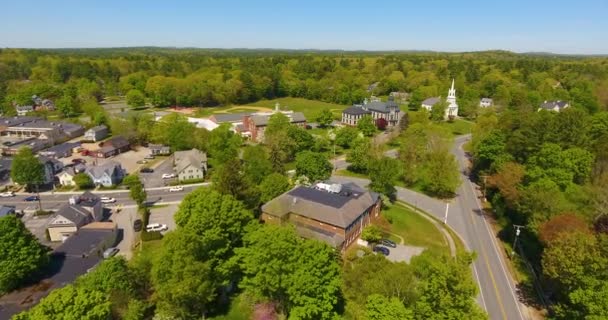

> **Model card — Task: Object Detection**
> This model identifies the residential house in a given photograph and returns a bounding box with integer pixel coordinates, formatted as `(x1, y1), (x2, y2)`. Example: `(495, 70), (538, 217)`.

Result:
(16, 105), (34, 116)
(480, 98), (493, 108)
(243, 111), (307, 142)
(173, 149), (207, 181)
(83, 125), (109, 142)
(0, 205), (16, 218)
(39, 142), (81, 159)
(38, 156), (63, 185)
(95, 136), (130, 158)
(149, 144), (171, 155)
(261, 182), (381, 251)
(341, 96), (402, 127)
(85, 161), (124, 187)
(46, 191), (103, 241)
(58, 167), (78, 187)
(539, 100), (570, 112)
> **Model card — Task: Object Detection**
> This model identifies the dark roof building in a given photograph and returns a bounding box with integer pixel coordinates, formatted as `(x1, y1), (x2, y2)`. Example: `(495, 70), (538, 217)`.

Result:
(539, 100), (570, 112)
(0, 205), (16, 218)
(261, 181), (381, 250)
(39, 142), (81, 158)
(342, 96), (401, 127)
(209, 113), (251, 124)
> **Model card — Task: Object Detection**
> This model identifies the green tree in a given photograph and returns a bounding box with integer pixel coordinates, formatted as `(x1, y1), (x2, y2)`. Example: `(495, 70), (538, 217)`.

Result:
(369, 157), (402, 200)
(126, 89), (145, 108)
(366, 294), (413, 320)
(287, 125), (314, 152)
(335, 126), (360, 148)
(207, 123), (241, 166)
(11, 147), (45, 189)
(316, 108), (334, 127)
(430, 101), (448, 122)
(123, 174), (146, 208)
(56, 94), (79, 117)
(151, 113), (196, 151)
(212, 158), (253, 204)
(420, 149), (460, 198)
(399, 112), (410, 131)
(242, 145), (273, 185)
(357, 115), (377, 137)
(361, 225), (383, 243)
(73, 173), (93, 189)
(295, 151), (332, 181)
(260, 173), (291, 203)
(0, 215), (49, 294)
(347, 138), (372, 173)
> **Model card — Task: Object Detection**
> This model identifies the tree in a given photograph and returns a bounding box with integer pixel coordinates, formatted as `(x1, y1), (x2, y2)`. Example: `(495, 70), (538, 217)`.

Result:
(123, 174), (146, 208)
(347, 138), (372, 173)
(295, 151), (332, 182)
(366, 294), (413, 320)
(0, 215), (49, 294)
(56, 94), (79, 117)
(14, 285), (110, 320)
(11, 147), (45, 189)
(538, 213), (589, 245)
(357, 115), (377, 137)
(287, 125), (314, 152)
(212, 158), (252, 203)
(242, 145), (273, 185)
(260, 173), (291, 203)
(399, 112), (410, 131)
(237, 225), (341, 319)
(421, 150), (460, 198)
(369, 157), (402, 200)
(73, 173), (93, 189)
(361, 225), (383, 243)
(430, 101), (447, 121)
(126, 89), (145, 108)
(207, 123), (241, 166)
(151, 113), (196, 152)
(488, 162), (525, 209)
(335, 126), (359, 148)
(316, 108), (334, 127)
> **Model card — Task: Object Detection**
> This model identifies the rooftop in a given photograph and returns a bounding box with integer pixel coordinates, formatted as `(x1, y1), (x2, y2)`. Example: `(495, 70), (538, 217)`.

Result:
(422, 97), (441, 106)
(250, 111), (306, 126)
(211, 113), (250, 123)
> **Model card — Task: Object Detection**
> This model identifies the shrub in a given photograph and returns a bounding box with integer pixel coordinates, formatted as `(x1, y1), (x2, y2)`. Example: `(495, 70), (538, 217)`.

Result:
(140, 231), (163, 242)
(361, 225), (383, 243)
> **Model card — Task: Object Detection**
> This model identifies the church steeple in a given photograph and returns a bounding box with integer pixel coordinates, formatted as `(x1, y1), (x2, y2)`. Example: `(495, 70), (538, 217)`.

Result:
(447, 78), (456, 103)
(445, 78), (459, 119)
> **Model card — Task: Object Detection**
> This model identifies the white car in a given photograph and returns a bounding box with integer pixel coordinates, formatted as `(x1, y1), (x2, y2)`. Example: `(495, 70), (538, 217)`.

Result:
(146, 223), (168, 232)
(169, 186), (183, 192)
(162, 173), (175, 179)
(0, 191), (15, 197)
(100, 197), (116, 204)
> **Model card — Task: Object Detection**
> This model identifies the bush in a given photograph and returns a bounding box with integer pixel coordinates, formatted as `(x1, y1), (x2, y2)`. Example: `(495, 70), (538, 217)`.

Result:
(361, 225), (383, 243)
(140, 231), (163, 242)
(34, 210), (54, 216)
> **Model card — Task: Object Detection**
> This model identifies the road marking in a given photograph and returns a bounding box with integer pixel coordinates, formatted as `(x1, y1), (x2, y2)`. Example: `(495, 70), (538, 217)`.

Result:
(443, 203), (449, 224)
(472, 264), (489, 311)
(459, 140), (525, 320)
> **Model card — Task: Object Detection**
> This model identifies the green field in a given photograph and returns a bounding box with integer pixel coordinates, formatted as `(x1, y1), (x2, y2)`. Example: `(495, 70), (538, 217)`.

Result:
(250, 97), (348, 120)
(381, 203), (448, 254)
(441, 119), (473, 135)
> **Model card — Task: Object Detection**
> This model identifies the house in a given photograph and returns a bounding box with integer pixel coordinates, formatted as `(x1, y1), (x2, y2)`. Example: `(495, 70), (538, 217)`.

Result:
(341, 96), (402, 127)
(46, 191), (103, 241)
(85, 161), (124, 187)
(39, 142), (81, 159)
(421, 79), (459, 120)
(16, 105), (34, 116)
(95, 136), (130, 158)
(38, 156), (63, 185)
(0, 117), (84, 144)
(243, 110), (307, 142)
(261, 181), (381, 251)
(539, 100), (570, 112)
(149, 144), (171, 155)
(0, 205), (16, 218)
(1, 138), (51, 156)
(0, 157), (12, 182)
(83, 125), (108, 142)
(390, 91), (409, 104)
(480, 98), (493, 108)
(421, 97), (441, 111)
(173, 149), (207, 181)
(58, 167), (78, 187)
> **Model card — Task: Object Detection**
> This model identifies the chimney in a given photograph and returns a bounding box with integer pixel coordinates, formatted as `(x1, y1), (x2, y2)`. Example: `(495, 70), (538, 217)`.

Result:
(292, 197), (298, 204)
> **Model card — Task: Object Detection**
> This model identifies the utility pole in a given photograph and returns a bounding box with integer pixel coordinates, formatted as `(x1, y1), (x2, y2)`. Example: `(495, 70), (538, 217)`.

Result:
(481, 175), (488, 202)
(511, 224), (525, 258)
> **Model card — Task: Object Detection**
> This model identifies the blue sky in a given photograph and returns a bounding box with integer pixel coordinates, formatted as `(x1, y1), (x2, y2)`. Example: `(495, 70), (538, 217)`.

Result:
(1, 0), (607, 54)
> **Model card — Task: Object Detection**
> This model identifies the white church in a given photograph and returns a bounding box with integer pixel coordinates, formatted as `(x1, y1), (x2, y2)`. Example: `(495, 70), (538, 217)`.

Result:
(421, 79), (459, 120)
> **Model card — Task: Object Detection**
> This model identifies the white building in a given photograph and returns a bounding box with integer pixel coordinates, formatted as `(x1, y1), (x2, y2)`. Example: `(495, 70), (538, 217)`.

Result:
(480, 98), (493, 108)
(420, 79), (459, 120)
(538, 100), (570, 112)
(173, 149), (208, 181)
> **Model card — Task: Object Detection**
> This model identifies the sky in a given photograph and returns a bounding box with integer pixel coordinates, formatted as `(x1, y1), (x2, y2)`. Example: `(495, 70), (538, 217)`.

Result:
(1, 0), (607, 54)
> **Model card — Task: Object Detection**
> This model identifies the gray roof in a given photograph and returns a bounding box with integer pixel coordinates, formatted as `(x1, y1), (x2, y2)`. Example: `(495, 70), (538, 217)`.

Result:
(0, 205), (16, 218)
(174, 149), (207, 174)
(16, 105), (34, 111)
(480, 98), (493, 103)
(211, 113), (250, 123)
(86, 125), (107, 133)
(53, 205), (92, 227)
(149, 144), (170, 150)
(362, 99), (400, 113)
(104, 136), (129, 149)
(343, 106), (371, 115)
(0, 116), (40, 127)
(251, 112), (306, 127)
(540, 100), (569, 110)
(85, 161), (122, 179)
(41, 142), (81, 155)
(422, 97), (441, 106)
(262, 182), (380, 229)
(54, 228), (114, 257)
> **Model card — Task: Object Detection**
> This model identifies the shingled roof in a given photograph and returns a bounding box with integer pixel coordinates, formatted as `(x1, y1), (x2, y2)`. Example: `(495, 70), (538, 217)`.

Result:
(174, 149), (207, 174)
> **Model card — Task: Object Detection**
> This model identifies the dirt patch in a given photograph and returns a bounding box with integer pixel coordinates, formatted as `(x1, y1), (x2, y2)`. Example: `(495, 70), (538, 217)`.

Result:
(168, 107), (196, 115)
(214, 106), (273, 114)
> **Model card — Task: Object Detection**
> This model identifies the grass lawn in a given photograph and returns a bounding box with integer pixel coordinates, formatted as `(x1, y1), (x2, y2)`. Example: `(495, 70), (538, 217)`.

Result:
(380, 203), (449, 254)
(249, 97), (348, 120)
(335, 169), (369, 180)
(440, 119), (473, 136)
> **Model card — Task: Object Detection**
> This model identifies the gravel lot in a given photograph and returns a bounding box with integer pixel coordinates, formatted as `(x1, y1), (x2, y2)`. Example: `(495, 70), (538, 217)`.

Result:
(381, 244), (425, 263)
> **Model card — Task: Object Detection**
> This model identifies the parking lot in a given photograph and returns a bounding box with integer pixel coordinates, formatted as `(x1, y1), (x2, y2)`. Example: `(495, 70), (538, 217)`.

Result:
(61, 145), (153, 174)
(148, 204), (178, 232)
(378, 244), (425, 263)
(140, 158), (176, 188)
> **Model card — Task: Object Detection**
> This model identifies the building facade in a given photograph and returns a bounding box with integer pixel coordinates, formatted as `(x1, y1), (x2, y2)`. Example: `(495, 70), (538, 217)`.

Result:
(341, 96), (402, 127)
(173, 149), (207, 181)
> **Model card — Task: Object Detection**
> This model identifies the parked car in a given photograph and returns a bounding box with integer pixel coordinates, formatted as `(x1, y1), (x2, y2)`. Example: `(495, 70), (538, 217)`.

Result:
(0, 191), (15, 198)
(373, 245), (390, 256)
(133, 219), (143, 232)
(24, 195), (39, 202)
(380, 239), (397, 248)
(161, 173), (175, 179)
(140, 167), (154, 173)
(146, 223), (168, 232)
(136, 160), (148, 164)
(169, 186), (183, 192)
(72, 158), (86, 164)
(103, 247), (119, 259)
(100, 197), (116, 204)
(144, 154), (155, 160)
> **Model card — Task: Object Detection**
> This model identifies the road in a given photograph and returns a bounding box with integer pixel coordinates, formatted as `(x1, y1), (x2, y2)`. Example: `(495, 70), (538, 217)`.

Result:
(332, 135), (526, 320)
(0, 184), (207, 211)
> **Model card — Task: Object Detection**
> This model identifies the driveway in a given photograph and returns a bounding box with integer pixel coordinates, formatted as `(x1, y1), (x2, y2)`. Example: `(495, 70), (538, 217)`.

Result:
(110, 207), (138, 260)
(380, 244), (425, 263)
(148, 204), (178, 232)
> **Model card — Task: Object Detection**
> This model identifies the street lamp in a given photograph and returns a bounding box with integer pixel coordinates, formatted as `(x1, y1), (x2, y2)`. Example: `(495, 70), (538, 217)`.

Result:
(511, 224), (525, 258)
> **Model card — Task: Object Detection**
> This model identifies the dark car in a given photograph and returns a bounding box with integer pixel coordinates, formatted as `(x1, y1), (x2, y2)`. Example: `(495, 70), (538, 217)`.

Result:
(373, 245), (390, 256)
(133, 219), (143, 232)
(139, 167), (154, 173)
(72, 158), (86, 164)
(380, 239), (397, 248)
(24, 195), (40, 202)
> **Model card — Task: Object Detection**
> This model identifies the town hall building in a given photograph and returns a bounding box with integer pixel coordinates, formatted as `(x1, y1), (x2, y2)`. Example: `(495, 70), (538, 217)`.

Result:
(341, 96), (402, 127)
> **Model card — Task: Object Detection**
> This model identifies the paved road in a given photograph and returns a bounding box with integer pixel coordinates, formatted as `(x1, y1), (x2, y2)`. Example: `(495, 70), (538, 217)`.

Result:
(332, 135), (526, 320)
